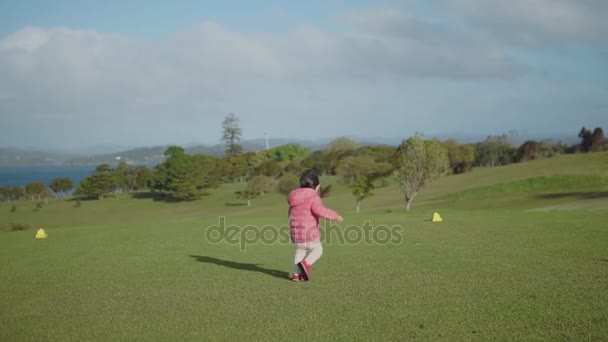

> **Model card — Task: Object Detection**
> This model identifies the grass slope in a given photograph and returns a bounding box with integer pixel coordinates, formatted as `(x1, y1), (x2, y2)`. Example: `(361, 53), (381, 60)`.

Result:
(1, 152), (607, 341)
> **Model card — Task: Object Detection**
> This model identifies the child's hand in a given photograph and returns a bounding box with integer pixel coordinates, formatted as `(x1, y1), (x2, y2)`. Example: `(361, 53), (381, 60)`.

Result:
(336, 216), (344, 222)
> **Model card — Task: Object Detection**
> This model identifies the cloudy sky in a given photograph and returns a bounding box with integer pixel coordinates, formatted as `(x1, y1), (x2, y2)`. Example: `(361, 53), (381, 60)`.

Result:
(0, 0), (606, 151)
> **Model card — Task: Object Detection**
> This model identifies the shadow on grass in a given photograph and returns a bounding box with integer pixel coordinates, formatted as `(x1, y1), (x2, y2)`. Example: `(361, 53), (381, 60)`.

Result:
(130, 192), (182, 202)
(67, 196), (97, 202)
(189, 255), (290, 280)
(536, 191), (608, 200)
(130, 192), (209, 202)
(67, 192), (171, 202)
(225, 202), (247, 207)
(130, 192), (171, 201)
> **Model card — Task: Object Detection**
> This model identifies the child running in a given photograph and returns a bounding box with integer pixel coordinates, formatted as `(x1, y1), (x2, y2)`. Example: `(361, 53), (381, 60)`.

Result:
(287, 169), (343, 281)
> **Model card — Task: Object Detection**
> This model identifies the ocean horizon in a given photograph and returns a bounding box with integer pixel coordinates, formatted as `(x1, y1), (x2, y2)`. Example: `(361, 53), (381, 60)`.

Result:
(0, 165), (97, 188)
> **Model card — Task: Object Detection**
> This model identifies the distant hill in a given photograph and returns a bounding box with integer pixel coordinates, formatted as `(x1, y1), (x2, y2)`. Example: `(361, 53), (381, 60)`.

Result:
(62, 138), (349, 166)
(0, 133), (581, 166)
(63, 146), (169, 166)
(0, 147), (75, 166)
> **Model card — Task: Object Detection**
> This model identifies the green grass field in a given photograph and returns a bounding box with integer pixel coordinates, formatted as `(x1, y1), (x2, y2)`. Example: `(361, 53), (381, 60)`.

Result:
(1, 152), (607, 341)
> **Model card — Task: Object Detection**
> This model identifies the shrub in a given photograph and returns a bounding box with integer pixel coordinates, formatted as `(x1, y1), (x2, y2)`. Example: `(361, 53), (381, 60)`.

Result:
(277, 174), (299, 195)
(10, 205), (16, 213)
(10, 223), (30, 231)
(249, 175), (273, 195)
(74, 199), (82, 208)
(453, 161), (474, 174)
(36, 202), (44, 209)
(515, 141), (539, 162)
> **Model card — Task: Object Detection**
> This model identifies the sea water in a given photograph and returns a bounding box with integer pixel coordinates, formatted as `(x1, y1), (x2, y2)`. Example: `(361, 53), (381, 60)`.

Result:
(0, 165), (96, 188)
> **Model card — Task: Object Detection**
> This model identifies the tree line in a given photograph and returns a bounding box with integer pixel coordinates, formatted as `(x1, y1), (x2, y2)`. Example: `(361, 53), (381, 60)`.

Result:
(2, 116), (605, 212)
(1, 178), (73, 202)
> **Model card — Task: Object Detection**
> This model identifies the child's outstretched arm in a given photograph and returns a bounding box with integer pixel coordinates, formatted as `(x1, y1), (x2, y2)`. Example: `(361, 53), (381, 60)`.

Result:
(311, 196), (343, 222)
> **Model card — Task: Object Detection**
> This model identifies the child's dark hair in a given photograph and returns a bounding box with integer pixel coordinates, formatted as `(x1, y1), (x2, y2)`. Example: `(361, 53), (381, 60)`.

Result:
(299, 169), (320, 189)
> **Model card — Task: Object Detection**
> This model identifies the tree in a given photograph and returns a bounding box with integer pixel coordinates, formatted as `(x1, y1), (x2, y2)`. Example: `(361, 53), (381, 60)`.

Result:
(590, 127), (605, 152)
(267, 144), (311, 162)
(336, 155), (377, 185)
(0, 187), (24, 201)
(515, 139), (565, 162)
(321, 151), (341, 175)
(577, 127), (605, 152)
(350, 176), (375, 213)
(302, 151), (326, 174)
(252, 144), (311, 178)
(40, 188), (53, 204)
(284, 157), (306, 175)
(49, 178), (74, 197)
(222, 113), (243, 157)
(134, 166), (153, 190)
(536, 139), (566, 158)
(325, 137), (360, 153)
(159, 147), (206, 201)
(514, 141), (539, 162)
(393, 134), (449, 211)
(441, 139), (476, 174)
(257, 160), (283, 178)
(475, 135), (516, 167)
(338, 155), (391, 212)
(76, 164), (114, 200)
(150, 163), (168, 192)
(149, 147), (221, 201)
(319, 137), (360, 175)
(237, 175), (271, 206)
(0, 187), (8, 201)
(578, 127), (593, 152)
(112, 161), (132, 194)
(223, 154), (249, 183)
(355, 145), (398, 164)
(25, 182), (45, 201)
(252, 175), (273, 195)
(277, 174), (299, 195)
(12, 187), (25, 201)
(192, 153), (222, 190)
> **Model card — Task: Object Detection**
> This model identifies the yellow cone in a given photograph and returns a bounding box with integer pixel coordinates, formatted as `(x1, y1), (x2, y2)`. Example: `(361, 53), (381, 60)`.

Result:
(432, 212), (443, 223)
(35, 228), (47, 239)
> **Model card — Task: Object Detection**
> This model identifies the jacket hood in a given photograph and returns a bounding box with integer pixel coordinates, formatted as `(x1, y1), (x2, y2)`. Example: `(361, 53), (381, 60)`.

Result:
(287, 187), (317, 206)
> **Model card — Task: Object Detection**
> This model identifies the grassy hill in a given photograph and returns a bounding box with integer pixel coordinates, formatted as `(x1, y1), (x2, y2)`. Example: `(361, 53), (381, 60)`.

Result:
(0, 152), (607, 340)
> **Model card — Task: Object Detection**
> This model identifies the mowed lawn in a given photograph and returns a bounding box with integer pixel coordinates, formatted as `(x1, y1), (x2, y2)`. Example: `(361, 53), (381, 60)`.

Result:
(1, 153), (607, 341)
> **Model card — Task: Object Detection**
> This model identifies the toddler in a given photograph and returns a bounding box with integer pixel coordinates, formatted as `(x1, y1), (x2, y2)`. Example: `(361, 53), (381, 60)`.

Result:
(287, 169), (343, 281)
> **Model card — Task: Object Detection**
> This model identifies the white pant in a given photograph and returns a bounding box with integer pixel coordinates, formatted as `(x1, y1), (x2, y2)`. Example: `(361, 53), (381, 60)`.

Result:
(293, 239), (323, 273)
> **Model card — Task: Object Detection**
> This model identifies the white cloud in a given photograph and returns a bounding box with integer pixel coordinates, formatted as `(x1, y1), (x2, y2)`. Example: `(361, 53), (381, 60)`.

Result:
(0, 5), (603, 149)
(442, 0), (608, 46)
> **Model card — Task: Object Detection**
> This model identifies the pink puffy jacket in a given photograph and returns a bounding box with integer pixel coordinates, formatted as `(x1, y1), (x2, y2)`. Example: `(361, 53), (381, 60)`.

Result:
(287, 187), (340, 243)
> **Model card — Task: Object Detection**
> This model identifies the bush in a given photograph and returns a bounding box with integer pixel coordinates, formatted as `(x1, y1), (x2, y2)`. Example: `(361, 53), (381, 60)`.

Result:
(74, 199), (82, 208)
(9, 205), (16, 213)
(453, 161), (474, 174)
(36, 202), (44, 209)
(514, 141), (537, 162)
(249, 175), (273, 195)
(10, 223), (30, 231)
(277, 174), (299, 195)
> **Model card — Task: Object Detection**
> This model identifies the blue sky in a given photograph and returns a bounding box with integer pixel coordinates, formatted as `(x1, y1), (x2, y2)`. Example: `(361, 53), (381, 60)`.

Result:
(0, 0), (606, 151)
